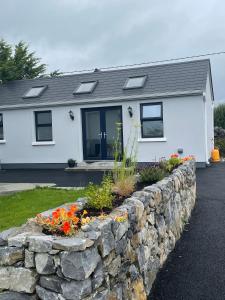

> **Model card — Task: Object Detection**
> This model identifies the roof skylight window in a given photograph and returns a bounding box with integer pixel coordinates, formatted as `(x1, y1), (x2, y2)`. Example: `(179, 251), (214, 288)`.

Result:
(123, 75), (147, 89)
(74, 81), (98, 94)
(23, 86), (47, 98)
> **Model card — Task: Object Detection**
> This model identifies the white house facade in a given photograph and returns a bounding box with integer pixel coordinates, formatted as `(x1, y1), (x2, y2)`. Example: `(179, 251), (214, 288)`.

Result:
(0, 59), (214, 168)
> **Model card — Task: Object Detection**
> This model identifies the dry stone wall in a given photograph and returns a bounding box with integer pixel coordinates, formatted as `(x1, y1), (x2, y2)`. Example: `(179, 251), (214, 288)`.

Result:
(0, 161), (196, 300)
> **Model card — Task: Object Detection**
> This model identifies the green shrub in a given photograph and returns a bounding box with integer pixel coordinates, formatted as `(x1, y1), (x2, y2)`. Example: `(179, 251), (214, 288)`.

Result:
(140, 166), (166, 184)
(215, 137), (225, 157)
(85, 176), (114, 210)
(164, 157), (182, 173)
(214, 104), (225, 129)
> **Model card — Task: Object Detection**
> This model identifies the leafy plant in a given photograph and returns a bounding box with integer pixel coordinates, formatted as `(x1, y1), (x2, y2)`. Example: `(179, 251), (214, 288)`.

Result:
(164, 154), (183, 173)
(86, 176), (114, 210)
(67, 159), (77, 168)
(140, 166), (166, 184)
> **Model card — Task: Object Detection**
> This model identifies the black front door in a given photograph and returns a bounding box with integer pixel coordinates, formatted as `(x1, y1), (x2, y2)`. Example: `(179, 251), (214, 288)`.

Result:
(82, 106), (123, 160)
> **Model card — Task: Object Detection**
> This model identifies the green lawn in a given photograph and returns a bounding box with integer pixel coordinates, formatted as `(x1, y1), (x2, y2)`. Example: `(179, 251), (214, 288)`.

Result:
(0, 187), (86, 232)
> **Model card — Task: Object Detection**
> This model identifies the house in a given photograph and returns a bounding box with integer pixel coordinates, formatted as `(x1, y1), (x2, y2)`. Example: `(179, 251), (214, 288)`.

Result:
(0, 59), (214, 169)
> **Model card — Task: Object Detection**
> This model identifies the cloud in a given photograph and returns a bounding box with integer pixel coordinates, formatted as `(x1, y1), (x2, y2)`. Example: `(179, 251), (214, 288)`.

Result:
(0, 0), (225, 100)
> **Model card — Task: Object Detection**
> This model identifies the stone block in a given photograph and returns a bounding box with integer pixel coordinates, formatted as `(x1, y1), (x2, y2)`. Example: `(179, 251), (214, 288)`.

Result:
(35, 253), (56, 274)
(60, 247), (101, 280)
(0, 227), (21, 246)
(0, 267), (38, 293)
(25, 250), (35, 268)
(36, 285), (65, 300)
(39, 275), (63, 293)
(108, 255), (121, 277)
(8, 232), (37, 247)
(52, 237), (94, 251)
(113, 220), (129, 241)
(0, 246), (24, 266)
(97, 219), (115, 257)
(92, 262), (104, 290)
(28, 235), (53, 253)
(0, 291), (36, 300)
(61, 278), (92, 300)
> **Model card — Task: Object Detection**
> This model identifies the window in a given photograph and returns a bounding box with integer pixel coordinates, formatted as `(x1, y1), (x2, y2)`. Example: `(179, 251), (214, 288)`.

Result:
(23, 86), (47, 98)
(35, 111), (53, 142)
(140, 103), (163, 138)
(74, 81), (98, 94)
(0, 114), (4, 140)
(123, 75), (147, 89)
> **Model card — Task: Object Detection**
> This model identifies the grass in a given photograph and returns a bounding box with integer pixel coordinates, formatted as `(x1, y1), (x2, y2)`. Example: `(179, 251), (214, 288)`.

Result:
(0, 187), (86, 232)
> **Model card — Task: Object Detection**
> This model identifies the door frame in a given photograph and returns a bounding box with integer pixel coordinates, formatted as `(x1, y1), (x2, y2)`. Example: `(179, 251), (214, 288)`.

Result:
(81, 106), (123, 161)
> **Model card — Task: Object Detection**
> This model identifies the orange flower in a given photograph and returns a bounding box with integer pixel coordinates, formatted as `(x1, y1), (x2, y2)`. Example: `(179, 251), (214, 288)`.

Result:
(72, 216), (79, 224)
(61, 221), (71, 235)
(70, 205), (78, 213)
(171, 153), (179, 158)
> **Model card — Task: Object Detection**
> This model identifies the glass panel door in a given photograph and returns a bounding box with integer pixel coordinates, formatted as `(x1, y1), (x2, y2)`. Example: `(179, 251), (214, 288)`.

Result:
(83, 110), (101, 160)
(82, 106), (123, 160)
(105, 108), (122, 160)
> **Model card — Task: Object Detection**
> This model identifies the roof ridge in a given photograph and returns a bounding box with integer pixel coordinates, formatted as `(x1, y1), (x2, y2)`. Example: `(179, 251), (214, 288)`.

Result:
(0, 58), (210, 85)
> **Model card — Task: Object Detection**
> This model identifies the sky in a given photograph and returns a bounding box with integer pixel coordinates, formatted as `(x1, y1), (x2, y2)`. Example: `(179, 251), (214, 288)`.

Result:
(0, 0), (225, 102)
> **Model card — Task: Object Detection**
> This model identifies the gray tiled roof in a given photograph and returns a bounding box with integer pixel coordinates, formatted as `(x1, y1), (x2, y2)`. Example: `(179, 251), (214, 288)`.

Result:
(0, 59), (211, 108)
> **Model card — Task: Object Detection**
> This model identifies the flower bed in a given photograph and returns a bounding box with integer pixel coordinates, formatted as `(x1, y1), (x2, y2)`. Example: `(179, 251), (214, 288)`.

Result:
(34, 154), (194, 237)
(0, 160), (196, 300)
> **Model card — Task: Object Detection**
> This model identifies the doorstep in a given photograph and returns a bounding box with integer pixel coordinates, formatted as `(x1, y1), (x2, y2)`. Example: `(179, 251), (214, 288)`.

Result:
(65, 161), (117, 172)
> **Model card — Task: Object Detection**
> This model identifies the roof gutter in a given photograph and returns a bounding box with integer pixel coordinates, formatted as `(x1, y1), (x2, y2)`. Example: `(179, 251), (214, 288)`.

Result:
(0, 89), (203, 111)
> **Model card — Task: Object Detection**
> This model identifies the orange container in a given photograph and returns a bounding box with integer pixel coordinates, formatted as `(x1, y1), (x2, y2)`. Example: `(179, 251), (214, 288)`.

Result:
(211, 149), (220, 162)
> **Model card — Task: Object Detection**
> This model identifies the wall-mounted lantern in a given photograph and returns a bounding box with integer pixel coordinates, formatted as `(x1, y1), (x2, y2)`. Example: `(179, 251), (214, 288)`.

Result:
(128, 106), (133, 118)
(69, 110), (75, 121)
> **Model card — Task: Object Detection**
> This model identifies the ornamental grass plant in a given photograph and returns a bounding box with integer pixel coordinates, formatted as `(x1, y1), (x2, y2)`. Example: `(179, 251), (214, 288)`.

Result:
(112, 124), (138, 198)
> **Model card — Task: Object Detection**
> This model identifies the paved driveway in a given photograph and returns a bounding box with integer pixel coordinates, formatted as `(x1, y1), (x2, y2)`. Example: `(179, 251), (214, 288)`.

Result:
(0, 169), (104, 187)
(149, 162), (225, 300)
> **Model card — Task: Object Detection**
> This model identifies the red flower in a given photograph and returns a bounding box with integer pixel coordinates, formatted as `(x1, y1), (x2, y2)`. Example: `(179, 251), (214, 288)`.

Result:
(52, 211), (60, 219)
(61, 221), (71, 235)
(67, 211), (73, 218)
(171, 153), (179, 158)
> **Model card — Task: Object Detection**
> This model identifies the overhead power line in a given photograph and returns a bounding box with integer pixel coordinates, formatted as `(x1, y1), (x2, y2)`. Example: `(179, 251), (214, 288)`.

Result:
(50, 50), (225, 76)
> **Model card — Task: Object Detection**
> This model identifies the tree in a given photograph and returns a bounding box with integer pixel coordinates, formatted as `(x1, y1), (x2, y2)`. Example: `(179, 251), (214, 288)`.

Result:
(0, 39), (46, 82)
(214, 104), (225, 129)
(0, 39), (15, 82)
(49, 69), (63, 77)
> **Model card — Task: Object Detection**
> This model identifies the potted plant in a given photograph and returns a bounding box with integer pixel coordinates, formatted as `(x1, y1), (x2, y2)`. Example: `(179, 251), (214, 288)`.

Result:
(67, 159), (77, 168)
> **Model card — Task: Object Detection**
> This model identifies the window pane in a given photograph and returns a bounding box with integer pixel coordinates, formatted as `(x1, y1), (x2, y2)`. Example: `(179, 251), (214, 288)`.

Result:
(142, 104), (161, 118)
(85, 111), (101, 159)
(0, 114), (3, 125)
(0, 127), (3, 140)
(124, 76), (146, 89)
(24, 86), (46, 98)
(75, 81), (97, 94)
(36, 112), (52, 125)
(105, 109), (122, 159)
(37, 126), (52, 141)
(142, 120), (163, 138)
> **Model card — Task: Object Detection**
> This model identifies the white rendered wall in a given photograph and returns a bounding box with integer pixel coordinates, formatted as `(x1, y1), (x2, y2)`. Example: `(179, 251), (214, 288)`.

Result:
(0, 95), (208, 165)
(205, 74), (214, 160)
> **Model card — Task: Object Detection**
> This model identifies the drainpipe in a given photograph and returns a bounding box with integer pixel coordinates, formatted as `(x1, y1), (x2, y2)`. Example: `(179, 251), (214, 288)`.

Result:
(203, 93), (209, 165)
